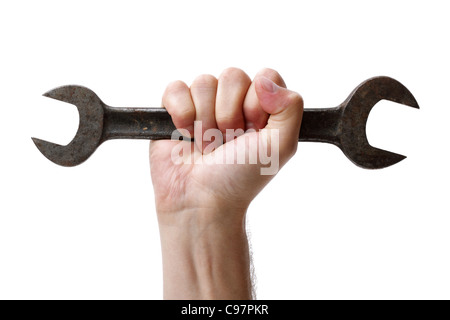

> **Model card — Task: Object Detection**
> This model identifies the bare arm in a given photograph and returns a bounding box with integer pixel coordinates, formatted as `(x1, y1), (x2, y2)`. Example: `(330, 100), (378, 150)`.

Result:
(157, 207), (252, 299)
(150, 68), (303, 299)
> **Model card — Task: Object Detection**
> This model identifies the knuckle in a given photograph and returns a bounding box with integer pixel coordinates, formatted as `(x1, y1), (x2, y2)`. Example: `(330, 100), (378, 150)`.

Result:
(165, 80), (188, 93)
(219, 67), (250, 84)
(164, 80), (188, 100)
(287, 91), (304, 109)
(191, 74), (217, 91)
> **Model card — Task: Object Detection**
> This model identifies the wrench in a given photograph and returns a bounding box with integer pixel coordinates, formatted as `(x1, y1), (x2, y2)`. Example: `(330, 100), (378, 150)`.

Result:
(32, 76), (419, 169)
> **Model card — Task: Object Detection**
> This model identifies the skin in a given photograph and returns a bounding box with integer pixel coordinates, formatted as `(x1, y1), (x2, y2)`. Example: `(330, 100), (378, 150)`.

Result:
(150, 68), (303, 299)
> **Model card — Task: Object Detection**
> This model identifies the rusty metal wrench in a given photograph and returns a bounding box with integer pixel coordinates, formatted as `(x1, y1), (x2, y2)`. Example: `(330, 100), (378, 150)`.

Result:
(32, 76), (419, 169)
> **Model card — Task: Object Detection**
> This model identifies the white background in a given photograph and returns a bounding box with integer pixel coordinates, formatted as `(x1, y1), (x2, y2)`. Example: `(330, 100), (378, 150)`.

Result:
(1, 0), (449, 299)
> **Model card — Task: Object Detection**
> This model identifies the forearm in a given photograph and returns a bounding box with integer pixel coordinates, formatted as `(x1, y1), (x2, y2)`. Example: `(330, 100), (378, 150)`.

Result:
(157, 207), (253, 300)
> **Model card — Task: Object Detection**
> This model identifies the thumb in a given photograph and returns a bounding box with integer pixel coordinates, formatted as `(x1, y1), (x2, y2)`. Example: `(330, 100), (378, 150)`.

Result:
(255, 76), (303, 160)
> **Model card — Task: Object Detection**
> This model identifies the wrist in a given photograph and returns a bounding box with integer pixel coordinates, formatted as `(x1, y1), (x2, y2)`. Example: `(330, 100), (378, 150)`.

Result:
(154, 185), (253, 221)
(157, 207), (253, 299)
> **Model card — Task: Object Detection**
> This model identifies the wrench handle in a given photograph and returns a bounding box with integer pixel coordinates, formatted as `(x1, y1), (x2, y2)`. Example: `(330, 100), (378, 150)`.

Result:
(298, 107), (342, 146)
(102, 105), (343, 147)
(102, 107), (178, 141)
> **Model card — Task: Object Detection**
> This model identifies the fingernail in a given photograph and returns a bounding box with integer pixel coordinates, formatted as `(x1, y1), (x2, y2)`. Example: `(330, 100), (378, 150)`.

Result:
(260, 76), (279, 93)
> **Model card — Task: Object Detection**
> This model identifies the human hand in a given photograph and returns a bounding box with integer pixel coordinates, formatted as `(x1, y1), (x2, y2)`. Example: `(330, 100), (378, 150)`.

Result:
(150, 68), (303, 299)
(151, 68), (303, 214)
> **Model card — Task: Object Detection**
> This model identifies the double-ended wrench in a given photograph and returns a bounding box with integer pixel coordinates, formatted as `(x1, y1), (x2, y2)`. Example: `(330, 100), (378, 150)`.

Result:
(32, 76), (419, 169)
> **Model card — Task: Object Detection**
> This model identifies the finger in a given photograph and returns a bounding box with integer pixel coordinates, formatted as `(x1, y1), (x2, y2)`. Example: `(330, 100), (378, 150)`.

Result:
(162, 80), (196, 136)
(255, 76), (303, 163)
(243, 68), (287, 130)
(215, 68), (251, 142)
(190, 74), (218, 152)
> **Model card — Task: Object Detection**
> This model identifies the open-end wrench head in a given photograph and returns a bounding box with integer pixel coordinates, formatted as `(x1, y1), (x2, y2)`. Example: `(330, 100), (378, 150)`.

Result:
(340, 76), (419, 169)
(32, 85), (105, 166)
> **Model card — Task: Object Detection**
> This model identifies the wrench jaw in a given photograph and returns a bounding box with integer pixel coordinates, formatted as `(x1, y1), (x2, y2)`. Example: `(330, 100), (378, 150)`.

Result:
(32, 85), (105, 167)
(339, 115), (409, 169)
(339, 76), (419, 169)
(31, 137), (100, 167)
(341, 142), (407, 169)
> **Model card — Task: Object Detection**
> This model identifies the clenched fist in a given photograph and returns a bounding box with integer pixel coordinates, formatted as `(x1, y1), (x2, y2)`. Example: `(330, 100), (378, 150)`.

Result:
(150, 68), (303, 299)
